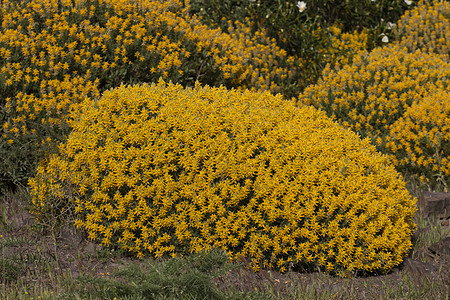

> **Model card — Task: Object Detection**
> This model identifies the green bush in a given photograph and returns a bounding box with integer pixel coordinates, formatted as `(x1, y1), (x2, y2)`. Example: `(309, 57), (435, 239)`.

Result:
(30, 80), (416, 277)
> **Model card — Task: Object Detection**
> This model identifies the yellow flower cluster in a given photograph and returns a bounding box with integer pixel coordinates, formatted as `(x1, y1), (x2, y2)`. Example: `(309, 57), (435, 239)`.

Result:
(295, 25), (368, 87)
(299, 43), (449, 186)
(394, 0), (449, 60)
(323, 25), (368, 67)
(388, 89), (450, 190)
(0, 0), (298, 145)
(300, 44), (449, 138)
(30, 80), (416, 277)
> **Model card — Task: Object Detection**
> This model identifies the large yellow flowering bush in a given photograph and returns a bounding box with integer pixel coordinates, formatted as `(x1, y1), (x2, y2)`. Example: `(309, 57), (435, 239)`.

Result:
(299, 44), (449, 188)
(30, 80), (416, 277)
(0, 0), (300, 193)
(388, 89), (450, 190)
(394, 0), (449, 60)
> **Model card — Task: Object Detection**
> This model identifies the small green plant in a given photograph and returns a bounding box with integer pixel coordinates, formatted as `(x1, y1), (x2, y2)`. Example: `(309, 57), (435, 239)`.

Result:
(0, 202), (7, 230)
(74, 248), (232, 300)
(0, 256), (24, 284)
(0, 236), (30, 283)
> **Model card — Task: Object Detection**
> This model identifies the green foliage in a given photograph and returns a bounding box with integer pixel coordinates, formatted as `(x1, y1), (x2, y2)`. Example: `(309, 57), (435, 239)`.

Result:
(75, 248), (231, 300)
(0, 257), (23, 283)
(0, 236), (30, 283)
(189, 0), (417, 86)
(0, 123), (60, 196)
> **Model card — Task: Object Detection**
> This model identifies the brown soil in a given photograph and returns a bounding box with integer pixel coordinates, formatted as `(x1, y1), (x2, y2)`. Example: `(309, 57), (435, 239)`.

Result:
(1, 192), (449, 299)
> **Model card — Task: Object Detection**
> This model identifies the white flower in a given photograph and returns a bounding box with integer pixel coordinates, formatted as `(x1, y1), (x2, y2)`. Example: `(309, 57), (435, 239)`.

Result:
(404, 0), (413, 5)
(386, 22), (395, 30)
(381, 34), (389, 43)
(297, 1), (306, 13)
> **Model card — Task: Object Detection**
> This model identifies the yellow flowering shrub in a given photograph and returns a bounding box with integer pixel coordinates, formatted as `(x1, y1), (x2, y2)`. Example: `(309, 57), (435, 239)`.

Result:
(0, 0), (300, 193)
(394, 0), (449, 60)
(388, 89), (450, 190)
(190, 0), (412, 90)
(299, 44), (449, 186)
(322, 25), (368, 67)
(30, 80), (416, 277)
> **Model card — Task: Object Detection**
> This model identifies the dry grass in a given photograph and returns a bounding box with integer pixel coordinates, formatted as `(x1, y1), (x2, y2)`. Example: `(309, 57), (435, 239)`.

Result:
(0, 186), (448, 300)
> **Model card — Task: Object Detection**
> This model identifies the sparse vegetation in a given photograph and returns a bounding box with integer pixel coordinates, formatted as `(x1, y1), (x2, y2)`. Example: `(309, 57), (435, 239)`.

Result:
(0, 187), (449, 299)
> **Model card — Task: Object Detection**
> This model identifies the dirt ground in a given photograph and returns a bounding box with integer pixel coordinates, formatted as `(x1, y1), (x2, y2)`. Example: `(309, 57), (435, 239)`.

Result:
(1, 192), (449, 299)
